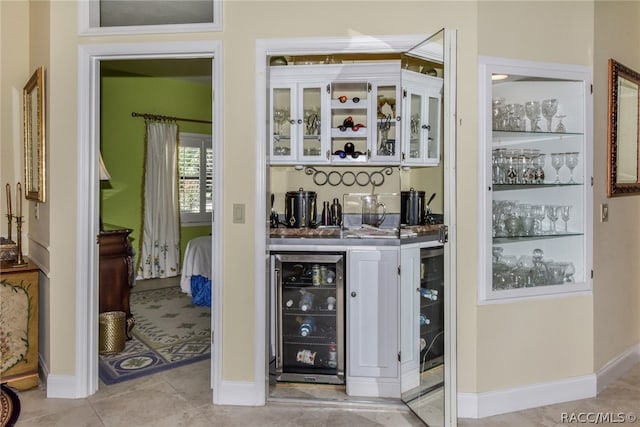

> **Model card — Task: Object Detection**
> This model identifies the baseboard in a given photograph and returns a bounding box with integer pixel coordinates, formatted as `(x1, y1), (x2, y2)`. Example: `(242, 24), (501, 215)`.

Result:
(46, 374), (83, 399)
(596, 343), (640, 393)
(457, 373), (597, 419)
(346, 376), (400, 398)
(215, 380), (265, 406)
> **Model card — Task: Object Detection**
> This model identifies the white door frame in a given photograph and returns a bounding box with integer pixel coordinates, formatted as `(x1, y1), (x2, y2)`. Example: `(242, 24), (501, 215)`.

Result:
(67, 40), (223, 399)
(255, 32), (456, 422)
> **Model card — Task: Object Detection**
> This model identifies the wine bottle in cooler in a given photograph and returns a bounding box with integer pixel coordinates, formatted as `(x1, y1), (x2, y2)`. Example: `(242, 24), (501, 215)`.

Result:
(299, 316), (316, 337)
(299, 291), (314, 311)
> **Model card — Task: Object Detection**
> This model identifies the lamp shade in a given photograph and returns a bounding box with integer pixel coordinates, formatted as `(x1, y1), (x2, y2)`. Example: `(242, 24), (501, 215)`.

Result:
(99, 153), (111, 180)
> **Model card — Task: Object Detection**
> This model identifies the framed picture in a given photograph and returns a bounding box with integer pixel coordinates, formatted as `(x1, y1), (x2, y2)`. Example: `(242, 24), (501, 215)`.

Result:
(23, 66), (45, 202)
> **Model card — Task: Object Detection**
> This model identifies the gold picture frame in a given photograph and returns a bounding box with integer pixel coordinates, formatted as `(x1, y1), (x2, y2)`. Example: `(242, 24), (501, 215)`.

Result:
(607, 59), (640, 197)
(23, 66), (46, 202)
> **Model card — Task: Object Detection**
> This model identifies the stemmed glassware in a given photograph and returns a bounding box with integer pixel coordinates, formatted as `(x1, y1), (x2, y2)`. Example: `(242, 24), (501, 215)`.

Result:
(541, 99), (558, 132)
(546, 205), (560, 234)
(565, 152), (579, 183)
(273, 107), (290, 135)
(525, 101), (541, 132)
(550, 153), (565, 184)
(532, 204), (547, 235)
(555, 114), (566, 133)
(560, 205), (572, 232)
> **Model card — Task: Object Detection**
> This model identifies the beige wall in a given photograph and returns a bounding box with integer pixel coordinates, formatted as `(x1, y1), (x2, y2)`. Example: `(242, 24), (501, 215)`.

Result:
(592, 1), (640, 370)
(470, 1), (596, 392)
(3, 0), (636, 399)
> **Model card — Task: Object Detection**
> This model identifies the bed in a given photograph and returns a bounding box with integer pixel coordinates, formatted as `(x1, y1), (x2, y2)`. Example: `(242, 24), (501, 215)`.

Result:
(180, 236), (212, 306)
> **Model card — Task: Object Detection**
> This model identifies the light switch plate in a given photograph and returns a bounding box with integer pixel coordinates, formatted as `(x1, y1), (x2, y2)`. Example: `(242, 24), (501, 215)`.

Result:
(600, 203), (608, 222)
(233, 203), (245, 224)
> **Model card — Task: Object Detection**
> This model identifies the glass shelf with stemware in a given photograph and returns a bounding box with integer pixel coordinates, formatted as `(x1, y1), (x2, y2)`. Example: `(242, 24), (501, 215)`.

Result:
(493, 231), (583, 244)
(493, 183), (582, 191)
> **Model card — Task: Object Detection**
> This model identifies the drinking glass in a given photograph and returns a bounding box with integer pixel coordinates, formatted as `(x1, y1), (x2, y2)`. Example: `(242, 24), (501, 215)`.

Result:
(565, 152), (579, 184)
(532, 153), (546, 183)
(541, 99), (558, 132)
(525, 101), (541, 132)
(546, 205), (560, 234)
(555, 114), (566, 133)
(563, 262), (576, 282)
(492, 98), (505, 130)
(492, 246), (504, 263)
(560, 205), (572, 232)
(532, 204), (547, 234)
(550, 153), (565, 184)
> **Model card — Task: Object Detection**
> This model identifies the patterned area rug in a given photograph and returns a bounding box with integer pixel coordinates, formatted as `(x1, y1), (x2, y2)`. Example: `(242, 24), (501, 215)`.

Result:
(99, 286), (210, 385)
(0, 384), (20, 427)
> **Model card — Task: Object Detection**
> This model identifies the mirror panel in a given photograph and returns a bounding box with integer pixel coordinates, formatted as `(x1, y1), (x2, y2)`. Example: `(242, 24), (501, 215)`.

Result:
(400, 28), (447, 427)
(607, 59), (640, 196)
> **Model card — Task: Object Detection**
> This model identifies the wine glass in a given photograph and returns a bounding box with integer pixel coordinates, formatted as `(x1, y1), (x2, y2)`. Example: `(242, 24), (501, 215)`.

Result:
(525, 101), (541, 132)
(532, 204), (547, 235)
(560, 205), (572, 232)
(565, 152), (579, 184)
(550, 153), (565, 184)
(541, 99), (558, 132)
(555, 114), (566, 133)
(546, 205), (560, 234)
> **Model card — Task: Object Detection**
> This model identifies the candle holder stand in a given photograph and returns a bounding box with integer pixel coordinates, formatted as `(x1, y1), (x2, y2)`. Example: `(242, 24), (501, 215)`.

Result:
(6, 213), (12, 241)
(13, 215), (26, 266)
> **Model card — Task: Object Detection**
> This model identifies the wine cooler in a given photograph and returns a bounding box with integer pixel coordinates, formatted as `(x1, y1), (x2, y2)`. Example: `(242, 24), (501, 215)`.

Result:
(272, 252), (345, 384)
(419, 246), (445, 372)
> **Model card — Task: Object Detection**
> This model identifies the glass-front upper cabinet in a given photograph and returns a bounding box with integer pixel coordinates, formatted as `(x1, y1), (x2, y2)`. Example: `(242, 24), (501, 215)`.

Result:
(370, 81), (401, 164)
(478, 56), (593, 301)
(270, 69), (329, 165)
(401, 71), (442, 166)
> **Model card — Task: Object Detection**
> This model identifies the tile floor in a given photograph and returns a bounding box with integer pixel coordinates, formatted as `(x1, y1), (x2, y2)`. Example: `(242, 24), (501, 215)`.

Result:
(13, 361), (640, 426)
(16, 279), (640, 425)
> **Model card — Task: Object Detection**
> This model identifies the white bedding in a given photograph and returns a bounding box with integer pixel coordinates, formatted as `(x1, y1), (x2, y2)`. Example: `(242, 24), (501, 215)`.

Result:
(180, 236), (212, 295)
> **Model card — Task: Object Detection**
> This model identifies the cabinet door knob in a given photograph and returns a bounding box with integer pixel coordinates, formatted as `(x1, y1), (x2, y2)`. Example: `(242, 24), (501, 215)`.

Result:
(351, 291), (357, 298)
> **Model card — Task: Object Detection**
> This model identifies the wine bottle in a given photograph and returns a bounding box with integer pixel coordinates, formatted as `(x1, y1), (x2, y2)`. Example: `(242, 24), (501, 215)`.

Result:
(299, 316), (315, 337)
(299, 291), (314, 311)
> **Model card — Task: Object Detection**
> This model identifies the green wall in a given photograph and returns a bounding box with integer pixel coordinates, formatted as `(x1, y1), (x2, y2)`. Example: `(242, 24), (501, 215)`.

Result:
(100, 73), (213, 267)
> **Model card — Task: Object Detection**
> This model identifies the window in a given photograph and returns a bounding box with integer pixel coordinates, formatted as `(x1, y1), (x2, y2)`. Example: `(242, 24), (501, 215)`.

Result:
(80, 0), (222, 35)
(179, 133), (212, 224)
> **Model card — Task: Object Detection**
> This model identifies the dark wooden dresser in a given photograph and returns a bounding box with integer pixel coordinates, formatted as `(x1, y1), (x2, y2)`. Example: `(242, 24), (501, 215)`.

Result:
(98, 227), (135, 337)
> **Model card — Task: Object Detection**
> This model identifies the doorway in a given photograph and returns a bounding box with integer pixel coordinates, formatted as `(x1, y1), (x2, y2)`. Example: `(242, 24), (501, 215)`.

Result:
(76, 40), (223, 399)
(255, 32), (457, 424)
(98, 58), (213, 385)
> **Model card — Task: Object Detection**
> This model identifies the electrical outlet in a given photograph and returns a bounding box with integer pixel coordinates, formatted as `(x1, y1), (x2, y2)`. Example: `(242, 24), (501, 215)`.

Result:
(600, 203), (608, 222)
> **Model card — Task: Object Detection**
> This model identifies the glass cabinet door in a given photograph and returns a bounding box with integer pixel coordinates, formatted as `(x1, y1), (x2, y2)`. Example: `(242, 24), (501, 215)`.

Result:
(401, 71), (442, 166)
(298, 84), (326, 163)
(479, 57), (592, 301)
(370, 82), (401, 163)
(271, 85), (295, 163)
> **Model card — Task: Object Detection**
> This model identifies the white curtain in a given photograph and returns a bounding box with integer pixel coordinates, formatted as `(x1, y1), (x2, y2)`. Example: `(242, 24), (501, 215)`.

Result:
(137, 121), (181, 279)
